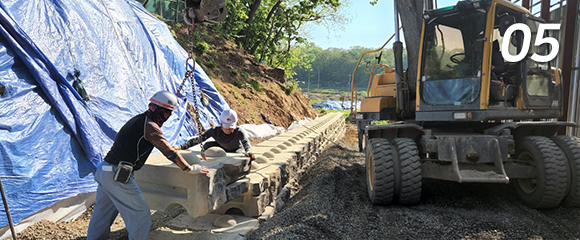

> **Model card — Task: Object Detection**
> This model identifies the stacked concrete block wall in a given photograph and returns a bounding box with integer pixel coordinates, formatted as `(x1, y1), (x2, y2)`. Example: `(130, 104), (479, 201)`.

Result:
(135, 112), (345, 220)
(213, 112), (346, 218)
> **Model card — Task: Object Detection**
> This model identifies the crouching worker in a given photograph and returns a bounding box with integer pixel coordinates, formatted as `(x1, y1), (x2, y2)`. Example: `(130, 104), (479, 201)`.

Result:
(173, 108), (255, 160)
(87, 91), (209, 240)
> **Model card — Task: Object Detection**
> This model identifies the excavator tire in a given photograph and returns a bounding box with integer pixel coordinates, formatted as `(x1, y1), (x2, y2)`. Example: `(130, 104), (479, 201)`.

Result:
(392, 138), (422, 205)
(514, 136), (568, 209)
(366, 138), (395, 205)
(551, 135), (580, 208)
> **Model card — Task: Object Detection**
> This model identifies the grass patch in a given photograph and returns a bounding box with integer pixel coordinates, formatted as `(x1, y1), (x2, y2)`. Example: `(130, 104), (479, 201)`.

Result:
(305, 88), (366, 97)
(233, 79), (248, 88)
(195, 41), (210, 53)
(309, 99), (324, 105)
(249, 79), (262, 92)
(229, 89), (243, 100)
(283, 80), (299, 95)
(232, 77), (262, 93)
(206, 58), (217, 68)
(241, 71), (250, 79)
(318, 109), (350, 120)
(328, 109), (350, 119)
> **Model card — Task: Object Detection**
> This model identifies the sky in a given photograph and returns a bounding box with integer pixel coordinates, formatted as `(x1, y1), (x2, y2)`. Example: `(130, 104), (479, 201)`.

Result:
(307, 0), (462, 50)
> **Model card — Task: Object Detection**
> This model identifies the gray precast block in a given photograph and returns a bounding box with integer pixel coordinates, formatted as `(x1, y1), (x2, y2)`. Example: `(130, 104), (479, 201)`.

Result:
(134, 154), (217, 218)
(136, 151), (251, 218)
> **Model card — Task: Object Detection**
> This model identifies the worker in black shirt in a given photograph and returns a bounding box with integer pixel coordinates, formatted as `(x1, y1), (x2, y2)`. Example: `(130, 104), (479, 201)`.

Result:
(87, 91), (208, 240)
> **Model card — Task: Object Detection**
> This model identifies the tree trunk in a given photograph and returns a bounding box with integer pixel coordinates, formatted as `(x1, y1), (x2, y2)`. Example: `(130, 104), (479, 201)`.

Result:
(265, 1), (282, 23)
(250, 1), (281, 55)
(395, 0), (423, 92)
(224, 0), (238, 33)
(287, 21), (302, 53)
(238, 0), (263, 39)
(260, 25), (282, 63)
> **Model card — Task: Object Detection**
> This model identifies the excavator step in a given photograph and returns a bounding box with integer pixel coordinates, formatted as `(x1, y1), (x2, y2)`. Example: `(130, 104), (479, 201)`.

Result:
(457, 169), (509, 183)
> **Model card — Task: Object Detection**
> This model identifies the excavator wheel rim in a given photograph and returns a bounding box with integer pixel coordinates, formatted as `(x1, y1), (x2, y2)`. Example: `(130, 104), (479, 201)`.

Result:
(516, 151), (538, 194)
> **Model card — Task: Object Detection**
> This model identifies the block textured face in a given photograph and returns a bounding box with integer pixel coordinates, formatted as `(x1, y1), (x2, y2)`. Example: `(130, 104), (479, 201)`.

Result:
(136, 113), (346, 218)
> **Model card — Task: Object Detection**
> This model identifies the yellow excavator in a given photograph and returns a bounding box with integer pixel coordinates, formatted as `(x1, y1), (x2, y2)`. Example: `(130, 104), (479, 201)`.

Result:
(349, 0), (579, 209)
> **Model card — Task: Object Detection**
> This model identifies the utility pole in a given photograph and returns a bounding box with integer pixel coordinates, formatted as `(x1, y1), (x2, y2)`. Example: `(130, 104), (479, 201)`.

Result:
(317, 70), (320, 90)
(307, 73), (310, 93)
(347, 73), (352, 91)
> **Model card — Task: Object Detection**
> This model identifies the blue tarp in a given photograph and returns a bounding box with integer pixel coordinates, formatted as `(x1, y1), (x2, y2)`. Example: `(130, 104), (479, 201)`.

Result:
(311, 100), (360, 111)
(0, 0), (227, 227)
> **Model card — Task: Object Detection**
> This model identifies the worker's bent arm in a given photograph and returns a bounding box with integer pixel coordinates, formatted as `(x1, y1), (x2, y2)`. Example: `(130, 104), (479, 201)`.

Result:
(239, 129), (252, 153)
(179, 129), (212, 150)
(144, 121), (191, 171)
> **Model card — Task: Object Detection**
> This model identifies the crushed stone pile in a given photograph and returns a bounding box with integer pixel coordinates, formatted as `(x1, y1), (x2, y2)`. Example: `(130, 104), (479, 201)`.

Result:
(246, 138), (580, 240)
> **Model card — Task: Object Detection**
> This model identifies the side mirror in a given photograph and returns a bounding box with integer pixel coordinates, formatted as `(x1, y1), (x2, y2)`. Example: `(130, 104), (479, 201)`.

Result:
(499, 15), (516, 37)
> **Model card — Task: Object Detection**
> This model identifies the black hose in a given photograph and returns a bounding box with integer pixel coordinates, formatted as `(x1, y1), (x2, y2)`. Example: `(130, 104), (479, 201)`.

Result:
(393, 40), (407, 117)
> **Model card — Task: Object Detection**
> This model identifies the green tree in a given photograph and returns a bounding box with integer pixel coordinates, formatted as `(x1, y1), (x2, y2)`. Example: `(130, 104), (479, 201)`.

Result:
(291, 44), (407, 93)
(218, 0), (349, 77)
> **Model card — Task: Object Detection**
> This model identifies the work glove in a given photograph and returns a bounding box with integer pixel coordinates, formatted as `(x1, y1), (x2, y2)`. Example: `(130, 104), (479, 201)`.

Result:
(244, 152), (256, 161)
(188, 164), (209, 175)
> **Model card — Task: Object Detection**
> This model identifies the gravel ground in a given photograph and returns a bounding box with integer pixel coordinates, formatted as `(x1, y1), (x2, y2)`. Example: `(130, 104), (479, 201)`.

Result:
(8, 124), (580, 239)
(246, 124), (580, 240)
(10, 204), (187, 240)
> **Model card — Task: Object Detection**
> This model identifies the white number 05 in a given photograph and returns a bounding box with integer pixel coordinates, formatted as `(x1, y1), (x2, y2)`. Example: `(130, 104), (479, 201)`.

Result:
(501, 23), (560, 63)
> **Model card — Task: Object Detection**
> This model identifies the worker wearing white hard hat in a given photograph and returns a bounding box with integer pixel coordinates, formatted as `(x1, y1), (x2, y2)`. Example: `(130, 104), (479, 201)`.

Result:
(174, 108), (254, 159)
(88, 90), (209, 240)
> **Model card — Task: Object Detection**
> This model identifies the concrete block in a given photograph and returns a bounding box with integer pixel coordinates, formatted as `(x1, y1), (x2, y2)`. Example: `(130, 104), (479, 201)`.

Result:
(257, 206), (275, 224)
(134, 158), (215, 218)
(212, 167), (280, 217)
(225, 179), (249, 202)
(137, 112), (345, 221)
(136, 152), (250, 218)
(214, 215), (236, 228)
(159, 213), (258, 239)
(247, 173), (268, 196)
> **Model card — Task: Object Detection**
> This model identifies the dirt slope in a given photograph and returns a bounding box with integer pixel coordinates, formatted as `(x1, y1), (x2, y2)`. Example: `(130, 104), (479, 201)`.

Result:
(170, 24), (317, 128)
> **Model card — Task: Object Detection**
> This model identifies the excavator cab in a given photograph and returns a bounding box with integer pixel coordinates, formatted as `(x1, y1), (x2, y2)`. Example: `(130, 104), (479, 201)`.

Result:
(351, 0), (561, 124)
(417, 0), (561, 121)
(350, 0), (578, 209)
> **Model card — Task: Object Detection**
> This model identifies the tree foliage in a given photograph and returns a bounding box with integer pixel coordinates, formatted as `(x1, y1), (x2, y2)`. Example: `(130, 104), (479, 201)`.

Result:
(212, 0), (349, 77)
(221, 0), (421, 92)
(291, 43), (407, 92)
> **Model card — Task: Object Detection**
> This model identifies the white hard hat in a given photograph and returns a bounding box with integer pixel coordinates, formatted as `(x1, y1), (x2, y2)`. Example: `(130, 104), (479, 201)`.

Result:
(220, 109), (238, 128)
(150, 90), (178, 110)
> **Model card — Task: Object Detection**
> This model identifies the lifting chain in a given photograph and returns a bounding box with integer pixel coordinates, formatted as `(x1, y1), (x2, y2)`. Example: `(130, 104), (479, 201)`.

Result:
(176, 16), (206, 158)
